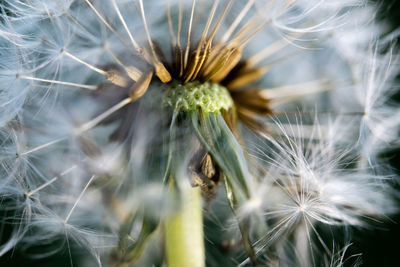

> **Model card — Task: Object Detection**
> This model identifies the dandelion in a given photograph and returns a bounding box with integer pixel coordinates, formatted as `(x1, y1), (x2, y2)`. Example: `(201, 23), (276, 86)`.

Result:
(0, 0), (398, 266)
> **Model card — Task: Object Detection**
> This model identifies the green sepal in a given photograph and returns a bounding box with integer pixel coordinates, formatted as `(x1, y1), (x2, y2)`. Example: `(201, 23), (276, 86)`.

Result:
(114, 208), (159, 265)
(191, 112), (251, 207)
(191, 112), (258, 266)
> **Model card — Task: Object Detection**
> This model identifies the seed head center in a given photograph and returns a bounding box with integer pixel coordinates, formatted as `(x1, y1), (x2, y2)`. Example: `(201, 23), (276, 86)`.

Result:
(165, 81), (233, 113)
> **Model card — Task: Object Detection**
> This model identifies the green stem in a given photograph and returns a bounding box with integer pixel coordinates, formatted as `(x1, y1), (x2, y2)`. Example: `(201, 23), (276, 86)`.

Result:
(165, 185), (205, 267)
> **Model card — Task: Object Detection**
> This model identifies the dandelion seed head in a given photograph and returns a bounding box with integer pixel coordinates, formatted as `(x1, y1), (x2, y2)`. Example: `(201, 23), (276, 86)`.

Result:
(0, 0), (398, 266)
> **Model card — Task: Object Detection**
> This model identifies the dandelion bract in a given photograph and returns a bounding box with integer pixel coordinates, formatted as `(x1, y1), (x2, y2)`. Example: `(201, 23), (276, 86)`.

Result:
(0, 0), (399, 266)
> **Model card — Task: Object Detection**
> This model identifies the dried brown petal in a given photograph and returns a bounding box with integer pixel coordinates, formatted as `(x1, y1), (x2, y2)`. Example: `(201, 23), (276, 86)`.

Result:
(129, 71), (154, 101)
(105, 69), (131, 87)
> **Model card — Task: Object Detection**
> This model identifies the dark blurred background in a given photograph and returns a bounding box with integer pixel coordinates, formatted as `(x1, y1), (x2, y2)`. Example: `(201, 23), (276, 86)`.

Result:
(349, 1), (400, 266)
(0, 0), (399, 266)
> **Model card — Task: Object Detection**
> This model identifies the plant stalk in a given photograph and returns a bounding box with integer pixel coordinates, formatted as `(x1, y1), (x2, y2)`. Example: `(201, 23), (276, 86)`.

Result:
(165, 185), (205, 267)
